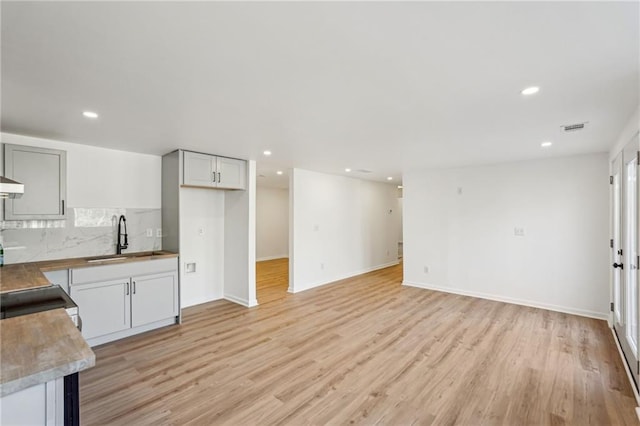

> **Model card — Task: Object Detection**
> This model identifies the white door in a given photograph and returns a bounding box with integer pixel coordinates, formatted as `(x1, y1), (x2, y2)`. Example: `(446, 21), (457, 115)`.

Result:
(216, 157), (246, 189)
(183, 151), (216, 187)
(70, 279), (131, 340)
(615, 134), (640, 385)
(131, 272), (178, 327)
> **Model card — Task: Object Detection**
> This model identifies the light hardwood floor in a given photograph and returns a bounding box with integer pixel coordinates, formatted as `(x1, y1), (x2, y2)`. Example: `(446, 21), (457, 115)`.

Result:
(256, 258), (289, 304)
(80, 262), (638, 425)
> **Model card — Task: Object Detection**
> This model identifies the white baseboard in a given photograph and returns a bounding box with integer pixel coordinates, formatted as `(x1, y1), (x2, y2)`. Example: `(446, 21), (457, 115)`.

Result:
(224, 293), (258, 308)
(291, 261), (400, 294)
(256, 255), (289, 262)
(402, 280), (608, 321)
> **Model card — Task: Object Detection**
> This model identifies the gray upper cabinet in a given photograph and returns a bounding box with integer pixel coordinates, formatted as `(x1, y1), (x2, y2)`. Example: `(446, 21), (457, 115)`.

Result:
(4, 144), (67, 220)
(217, 156), (246, 189)
(183, 150), (246, 190)
(183, 151), (216, 188)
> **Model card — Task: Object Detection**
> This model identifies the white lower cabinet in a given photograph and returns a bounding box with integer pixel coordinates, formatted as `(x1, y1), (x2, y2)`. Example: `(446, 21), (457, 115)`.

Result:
(70, 258), (179, 346)
(131, 272), (178, 328)
(70, 279), (131, 340)
(0, 378), (63, 426)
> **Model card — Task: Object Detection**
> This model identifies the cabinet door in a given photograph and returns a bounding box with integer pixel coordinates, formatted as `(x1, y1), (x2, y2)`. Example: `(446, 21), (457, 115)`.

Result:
(183, 151), (215, 187)
(4, 144), (67, 220)
(70, 279), (131, 340)
(131, 272), (178, 328)
(216, 157), (246, 190)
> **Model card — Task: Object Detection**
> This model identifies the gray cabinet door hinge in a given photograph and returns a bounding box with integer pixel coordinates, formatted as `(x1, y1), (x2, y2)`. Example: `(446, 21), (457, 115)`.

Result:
(610, 176), (614, 184)
(611, 302), (614, 312)
(610, 239), (614, 248)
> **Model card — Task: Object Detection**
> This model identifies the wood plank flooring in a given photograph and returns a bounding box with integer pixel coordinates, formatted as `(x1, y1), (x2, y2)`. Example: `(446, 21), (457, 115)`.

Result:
(80, 263), (638, 425)
(256, 258), (289, 304)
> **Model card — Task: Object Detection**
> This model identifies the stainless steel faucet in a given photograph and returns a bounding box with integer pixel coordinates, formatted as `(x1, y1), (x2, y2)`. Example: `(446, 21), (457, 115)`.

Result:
(117, 215), (128, 254)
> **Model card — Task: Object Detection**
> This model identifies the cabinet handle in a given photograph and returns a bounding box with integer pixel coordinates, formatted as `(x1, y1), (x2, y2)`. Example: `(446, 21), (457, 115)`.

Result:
(212, 172), (216, 183)
(218, 172), (221, 183)
(133, 281), (136, 294)
(61, 200), (65, 215)
(126, 282), (130, 295)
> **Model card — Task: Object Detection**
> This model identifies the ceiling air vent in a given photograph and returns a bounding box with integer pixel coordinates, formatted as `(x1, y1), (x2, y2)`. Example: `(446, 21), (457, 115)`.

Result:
(561, 122), (588, 132)
(355, 169), (373, 174)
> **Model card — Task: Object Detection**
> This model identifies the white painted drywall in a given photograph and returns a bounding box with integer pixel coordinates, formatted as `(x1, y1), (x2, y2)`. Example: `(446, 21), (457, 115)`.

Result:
(290, 169), (400, 293)
(179, 187), (225, 308)
(256, 186), (289, 261)
(609, 106), (640, 160)
(403, 153), (609, 319)
(1, 133), (161, 208)
(224, 160), (257, 307)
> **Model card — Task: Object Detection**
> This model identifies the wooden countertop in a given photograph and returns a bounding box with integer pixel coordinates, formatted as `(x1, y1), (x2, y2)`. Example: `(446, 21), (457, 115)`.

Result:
(0, 250), (179, 293)
(0, 309), (95, 396)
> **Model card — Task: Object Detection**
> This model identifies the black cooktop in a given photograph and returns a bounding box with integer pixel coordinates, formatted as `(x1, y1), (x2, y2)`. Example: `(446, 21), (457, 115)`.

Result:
(0, 285), (77, 319)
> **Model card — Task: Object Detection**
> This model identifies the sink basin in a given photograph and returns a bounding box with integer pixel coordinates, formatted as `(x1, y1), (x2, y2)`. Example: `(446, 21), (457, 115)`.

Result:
(86, 257), (127, 263)
(85, 251), (167, 263)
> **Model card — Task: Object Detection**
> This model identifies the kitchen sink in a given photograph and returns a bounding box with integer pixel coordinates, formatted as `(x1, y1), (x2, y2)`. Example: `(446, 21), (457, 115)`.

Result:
(86, 256), (127, 263)
(85, 251), (166, 263)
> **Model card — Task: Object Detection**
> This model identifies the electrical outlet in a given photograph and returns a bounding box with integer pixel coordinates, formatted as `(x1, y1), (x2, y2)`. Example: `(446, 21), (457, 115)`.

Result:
(185, 262), (196, 273)
(156, 228), (162, 238)
(514, 227), (525, 237)
(320, 263), (324, 270)
(424, 266), (429, 274)
(198, 227), (205, 236)
(146, 228), (153, 237)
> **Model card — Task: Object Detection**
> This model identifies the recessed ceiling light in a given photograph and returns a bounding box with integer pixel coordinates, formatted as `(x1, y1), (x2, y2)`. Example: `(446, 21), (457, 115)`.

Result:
(521, 86), (539, 95)
(263, 150), (272, 156)
(541, 141), (553, 148)
(345, 168), (352, 172)
(276, 170), (283, 175)
(82, 111), (98, 119)
(387, 177), (393, 181)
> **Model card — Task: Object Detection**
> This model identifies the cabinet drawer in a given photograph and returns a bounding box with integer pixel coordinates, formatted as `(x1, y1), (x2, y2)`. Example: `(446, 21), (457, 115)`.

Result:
(71, 258), (178, 284)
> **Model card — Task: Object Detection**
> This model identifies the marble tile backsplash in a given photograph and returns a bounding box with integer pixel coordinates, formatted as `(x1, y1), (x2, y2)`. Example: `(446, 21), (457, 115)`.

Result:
(0, 207), (162, 264)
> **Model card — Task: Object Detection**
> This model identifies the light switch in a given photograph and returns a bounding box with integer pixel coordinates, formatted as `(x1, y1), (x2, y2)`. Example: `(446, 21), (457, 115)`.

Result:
(185, 263), (196, 273)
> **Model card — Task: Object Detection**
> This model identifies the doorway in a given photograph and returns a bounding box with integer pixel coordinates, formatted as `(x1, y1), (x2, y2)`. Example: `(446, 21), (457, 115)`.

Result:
(255, 170), (290, 304)
(612, 133), (640, 387)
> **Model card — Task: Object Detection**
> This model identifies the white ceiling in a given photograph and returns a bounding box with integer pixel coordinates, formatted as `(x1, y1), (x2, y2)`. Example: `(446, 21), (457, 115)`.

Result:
(2, 2), (638, 188)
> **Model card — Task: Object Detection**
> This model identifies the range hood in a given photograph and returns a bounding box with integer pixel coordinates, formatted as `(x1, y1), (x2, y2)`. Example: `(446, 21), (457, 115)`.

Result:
(0, 176), (24, 199)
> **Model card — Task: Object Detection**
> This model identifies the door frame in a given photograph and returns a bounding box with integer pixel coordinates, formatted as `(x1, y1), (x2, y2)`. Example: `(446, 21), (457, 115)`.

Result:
(612, 132), (640, 388)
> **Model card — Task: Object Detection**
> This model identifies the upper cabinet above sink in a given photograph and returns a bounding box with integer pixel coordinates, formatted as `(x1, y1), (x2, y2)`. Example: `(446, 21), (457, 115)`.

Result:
(4, 144), (67, 220)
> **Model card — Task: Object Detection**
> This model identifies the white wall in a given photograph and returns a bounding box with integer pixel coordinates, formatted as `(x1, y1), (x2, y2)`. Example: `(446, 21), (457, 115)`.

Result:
(609, 106), (640, 160)
(256, 186), (289, 261)
(1, 133), (161, 208)
(224, 160), (257, 307)
(290, 169), (399, 293)
(179, 187), (225, 308)
(403, 153), (610, 319)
